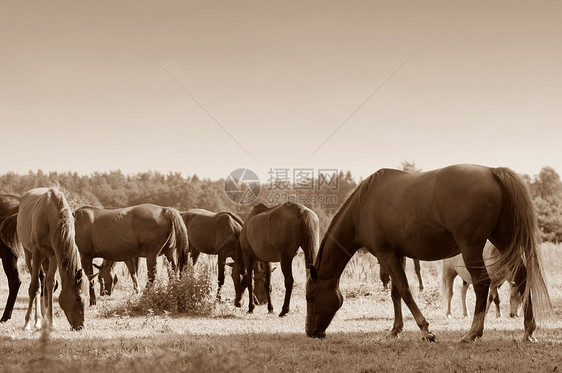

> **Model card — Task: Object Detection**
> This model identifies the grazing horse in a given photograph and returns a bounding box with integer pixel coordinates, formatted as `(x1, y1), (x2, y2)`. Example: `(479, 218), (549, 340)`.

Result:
(237, 202), (319, 316)
(0, 194), (21, 322)
(74, 204), (188, 305)
(0, 188), (90, 330)
(306, 165), (551, 342)
(181, 209), (244, 300)
(443, 241), (521, 318)
(380, 258), (424, 291)
(94, 258), (141, 296)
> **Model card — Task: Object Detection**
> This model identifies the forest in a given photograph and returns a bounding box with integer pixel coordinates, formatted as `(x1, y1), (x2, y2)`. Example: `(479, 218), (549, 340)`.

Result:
(0, 162), (560, 242)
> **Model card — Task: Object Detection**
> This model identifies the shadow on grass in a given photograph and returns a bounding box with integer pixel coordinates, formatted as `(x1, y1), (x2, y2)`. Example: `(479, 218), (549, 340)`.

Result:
(1, 327), (561, 373)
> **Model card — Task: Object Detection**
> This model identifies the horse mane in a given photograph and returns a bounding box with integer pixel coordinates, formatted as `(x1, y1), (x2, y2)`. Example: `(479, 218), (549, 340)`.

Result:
(50, 188), (81, 275)
(224, 211), (244, 226)
(315, 169), (383, 268)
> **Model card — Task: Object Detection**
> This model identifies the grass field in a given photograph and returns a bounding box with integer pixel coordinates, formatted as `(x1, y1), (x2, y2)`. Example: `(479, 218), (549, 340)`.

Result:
(1, 244), (561, 372)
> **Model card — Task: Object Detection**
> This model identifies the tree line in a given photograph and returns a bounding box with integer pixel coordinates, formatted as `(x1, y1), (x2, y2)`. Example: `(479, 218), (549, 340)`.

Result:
(0, 163), (560, 242)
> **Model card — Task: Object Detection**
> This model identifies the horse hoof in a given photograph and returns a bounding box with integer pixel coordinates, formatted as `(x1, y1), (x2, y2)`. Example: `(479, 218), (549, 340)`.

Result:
(523, 335), (537, 343)
(422, 333), (436, 343)
(279, 310), (288, 317)
(234, 301), (241, 308)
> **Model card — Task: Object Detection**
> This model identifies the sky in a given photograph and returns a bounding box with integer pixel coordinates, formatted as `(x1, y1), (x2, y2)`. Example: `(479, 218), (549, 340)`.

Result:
(1, 0), (561, 183)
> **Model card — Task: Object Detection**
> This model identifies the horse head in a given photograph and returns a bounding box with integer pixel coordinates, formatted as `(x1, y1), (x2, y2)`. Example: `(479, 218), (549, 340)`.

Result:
(509, 281), (522, 317)
(58, 268), (89, 331)
(95, 262), (118, 296)
(306, 265), (343, 339)
(248, 203), (269, 218)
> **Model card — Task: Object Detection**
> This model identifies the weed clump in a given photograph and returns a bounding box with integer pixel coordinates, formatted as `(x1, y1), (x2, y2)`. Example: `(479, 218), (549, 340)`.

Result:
(104, 261), (215, 317)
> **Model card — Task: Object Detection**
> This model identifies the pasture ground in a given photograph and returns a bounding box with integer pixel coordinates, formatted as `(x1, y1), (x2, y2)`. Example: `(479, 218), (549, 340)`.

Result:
(1, 243), (561, 372)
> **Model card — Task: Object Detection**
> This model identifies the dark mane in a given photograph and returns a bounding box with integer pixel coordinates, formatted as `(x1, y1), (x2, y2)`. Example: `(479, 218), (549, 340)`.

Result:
(315, 170), (383, 268)
(224, 211), (244, 226)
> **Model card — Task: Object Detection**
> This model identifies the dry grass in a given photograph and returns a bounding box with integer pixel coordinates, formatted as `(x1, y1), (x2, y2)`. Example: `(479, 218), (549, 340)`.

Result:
(1, 244), (561, 372)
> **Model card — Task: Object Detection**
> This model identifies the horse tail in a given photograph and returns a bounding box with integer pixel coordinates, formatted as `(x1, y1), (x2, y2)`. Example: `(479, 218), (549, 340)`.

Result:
(299, 208), (320, 269)
(492, 167), (552, 319)
(162, 207), (189, 272)
(0, 213), (23, 258)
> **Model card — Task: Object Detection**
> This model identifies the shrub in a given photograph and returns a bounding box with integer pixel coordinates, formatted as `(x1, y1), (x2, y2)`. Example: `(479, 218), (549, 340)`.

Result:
(104, 261), (215, 317)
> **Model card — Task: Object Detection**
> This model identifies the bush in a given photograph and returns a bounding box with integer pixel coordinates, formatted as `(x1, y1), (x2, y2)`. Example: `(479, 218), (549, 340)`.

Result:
(104, 261), (215, 317)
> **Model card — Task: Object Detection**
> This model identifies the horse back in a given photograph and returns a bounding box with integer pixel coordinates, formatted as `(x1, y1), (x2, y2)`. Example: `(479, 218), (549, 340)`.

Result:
(184, 210), (241, 256)
(245, 203), (312, 261)
(361, 165), (503, 260)
(17, 188), (67, 254)
(75, 204), (169, 260)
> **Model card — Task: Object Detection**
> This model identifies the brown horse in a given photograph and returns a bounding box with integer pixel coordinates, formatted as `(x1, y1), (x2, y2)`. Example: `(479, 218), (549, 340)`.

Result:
(94, 258), (141, 296)
(74, 204), (188, 305)
(237, 202), (319, 316)
(443, 241), (521, 318)
(306, 165), (551, 342)
(181, 209), (244, 300)
(0, 194), (21, 322)
(0, 188), (90, 330)
(380, 258), (423, 291)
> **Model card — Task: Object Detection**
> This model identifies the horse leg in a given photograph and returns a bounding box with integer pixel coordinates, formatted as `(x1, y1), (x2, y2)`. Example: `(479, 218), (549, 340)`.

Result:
(43, 256), (57, 329)
(146, 254), (158, 285)
(485, 286), (501, 318)
(245, 256), (256, 314)
(1, 248), (21, 322)
(380, 253), (434, 341)
(460, 248), (490, 343)
(24, 252), (42, 330)
(163, 250), (177, 278)
(379, 264), (390, 290)
(512, 265), (536, 342)
(216, 254), (227, 301)
(461, 281), (470, 317)
(80, 255), (96, 306)
(279, 258), (294, 317)
(387, 257), (405, 337)
(190, 243), (200, 265)
(442, 264), (455, 318)
(125, 259), (140, 294)
(413, 259), (424, 291)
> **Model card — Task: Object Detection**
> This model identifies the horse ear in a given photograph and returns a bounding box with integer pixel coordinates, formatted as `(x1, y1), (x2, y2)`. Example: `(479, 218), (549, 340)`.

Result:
(88, 272), (99, 281)
(76, 269), (84, 284)
(310, 265), (318, 281)
(113, 274), (118, 284)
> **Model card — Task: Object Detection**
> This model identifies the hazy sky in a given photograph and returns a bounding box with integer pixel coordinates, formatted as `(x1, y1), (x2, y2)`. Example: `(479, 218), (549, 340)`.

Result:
(1, 1), (561, 182)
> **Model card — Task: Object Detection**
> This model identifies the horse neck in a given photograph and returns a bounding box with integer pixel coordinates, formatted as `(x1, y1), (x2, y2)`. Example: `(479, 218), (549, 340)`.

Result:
(316, 202), (360, 282)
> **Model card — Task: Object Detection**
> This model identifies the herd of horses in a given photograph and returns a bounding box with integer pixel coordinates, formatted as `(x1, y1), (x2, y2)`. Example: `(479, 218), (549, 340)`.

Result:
(0, 164), (553, 343)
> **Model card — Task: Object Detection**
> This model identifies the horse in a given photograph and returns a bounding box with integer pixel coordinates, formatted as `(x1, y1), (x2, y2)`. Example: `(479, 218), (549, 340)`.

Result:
(380, 258), (424, 291)
(237, 202), (319, 316)
(181, 209), (245, 300)
(0, 194), (22, 322)
(306, 165), (551, 343)
(94, 258), (141, 296)
(443, 241), (521, 318)
(74, 204), (188, 305)
(0, 188), (90, 330)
